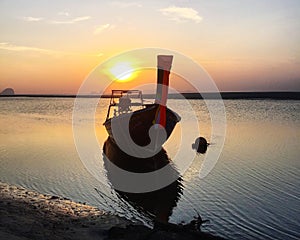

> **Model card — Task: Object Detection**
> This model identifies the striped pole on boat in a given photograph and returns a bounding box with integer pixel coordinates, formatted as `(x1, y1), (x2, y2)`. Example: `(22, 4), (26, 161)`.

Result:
(155, 55), (173, 127)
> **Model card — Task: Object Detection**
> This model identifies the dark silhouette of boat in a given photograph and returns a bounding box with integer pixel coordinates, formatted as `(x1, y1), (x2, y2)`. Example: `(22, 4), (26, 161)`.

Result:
(103, 55), (180, 147)
(102, 139), (223, 238)
(103, 137), (183, 222)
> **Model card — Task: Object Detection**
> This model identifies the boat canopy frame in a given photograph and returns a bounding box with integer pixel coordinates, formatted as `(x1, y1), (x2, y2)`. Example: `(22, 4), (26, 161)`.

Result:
(105, 90), (144, 121)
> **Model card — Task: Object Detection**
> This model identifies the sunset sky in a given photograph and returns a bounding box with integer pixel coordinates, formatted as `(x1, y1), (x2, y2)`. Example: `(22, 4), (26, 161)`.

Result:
(0, 0), (299, 94)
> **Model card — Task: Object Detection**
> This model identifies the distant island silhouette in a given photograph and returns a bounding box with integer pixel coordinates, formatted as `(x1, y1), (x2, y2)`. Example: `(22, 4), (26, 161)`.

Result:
(0, 88), (15, 95)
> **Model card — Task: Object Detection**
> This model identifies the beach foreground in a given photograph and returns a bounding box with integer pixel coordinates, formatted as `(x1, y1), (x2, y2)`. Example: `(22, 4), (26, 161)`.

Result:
(0, 181), (132, 240)
(0, 182), (224, 240)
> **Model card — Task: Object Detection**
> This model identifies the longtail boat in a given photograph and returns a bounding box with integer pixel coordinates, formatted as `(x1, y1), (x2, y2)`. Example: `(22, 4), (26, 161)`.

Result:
(103, 55), (180, 147)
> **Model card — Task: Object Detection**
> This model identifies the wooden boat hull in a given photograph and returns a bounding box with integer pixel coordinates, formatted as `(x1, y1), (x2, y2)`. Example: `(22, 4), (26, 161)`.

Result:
(103, 104), (180, 147)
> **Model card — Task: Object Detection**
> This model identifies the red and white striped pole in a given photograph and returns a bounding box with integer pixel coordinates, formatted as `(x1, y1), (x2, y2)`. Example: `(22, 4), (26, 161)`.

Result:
(155, 55), (173, 127)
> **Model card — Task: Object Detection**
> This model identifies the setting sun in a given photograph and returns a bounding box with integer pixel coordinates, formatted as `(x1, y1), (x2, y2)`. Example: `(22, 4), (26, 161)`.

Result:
(110, 62), (135, 82)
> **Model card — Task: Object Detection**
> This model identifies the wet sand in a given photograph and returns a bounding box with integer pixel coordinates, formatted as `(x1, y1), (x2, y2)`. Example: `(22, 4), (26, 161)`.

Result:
(0, 182), (225, 240)
(0, 181), (133, 239)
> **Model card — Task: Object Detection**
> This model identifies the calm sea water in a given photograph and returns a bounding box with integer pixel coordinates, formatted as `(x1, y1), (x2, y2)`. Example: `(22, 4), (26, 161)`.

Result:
(0, 97), (299, 239)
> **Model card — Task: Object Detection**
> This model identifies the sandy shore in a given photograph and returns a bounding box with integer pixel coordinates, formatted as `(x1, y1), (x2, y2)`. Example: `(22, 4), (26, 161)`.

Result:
(0, 181), (225, 240)
(0, 181), (134, 240)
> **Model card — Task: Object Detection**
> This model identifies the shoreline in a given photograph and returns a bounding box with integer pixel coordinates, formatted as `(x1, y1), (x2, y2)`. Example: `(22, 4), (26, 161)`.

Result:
(0, 181), (225, 240)
(0, 91), (300, 100)
(0, 181), (132, 240)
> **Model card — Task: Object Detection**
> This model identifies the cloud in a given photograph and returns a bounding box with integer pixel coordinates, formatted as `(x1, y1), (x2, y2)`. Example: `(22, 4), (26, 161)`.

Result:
(22, 14), (91, 25)
(0, 42), (103, 57)
(58, 11), (70, 17)
(23, 16), (43, 22)
(0, 42), (54, 54)
(110, 1), (142, 8)
(72, 16), (91, 22)
(93, 24), (114, 35)
(50, 16), (91, 24)
(159, 6), (202, 23)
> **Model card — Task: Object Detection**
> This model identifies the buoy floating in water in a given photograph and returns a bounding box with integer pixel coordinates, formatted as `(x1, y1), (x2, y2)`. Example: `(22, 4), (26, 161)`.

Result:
(192, 137), (209, 154)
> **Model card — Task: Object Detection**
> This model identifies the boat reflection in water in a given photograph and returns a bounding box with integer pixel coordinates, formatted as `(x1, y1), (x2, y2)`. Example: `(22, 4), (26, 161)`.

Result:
(103, 137), (183, 223)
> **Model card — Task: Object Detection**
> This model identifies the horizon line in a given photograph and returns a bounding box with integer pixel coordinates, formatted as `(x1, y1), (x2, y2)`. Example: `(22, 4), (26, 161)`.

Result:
(0, 91), (299, 100)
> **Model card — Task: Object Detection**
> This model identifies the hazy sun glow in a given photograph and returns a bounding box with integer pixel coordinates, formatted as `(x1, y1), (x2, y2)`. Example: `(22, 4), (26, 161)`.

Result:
(110, 62), (134, 82)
